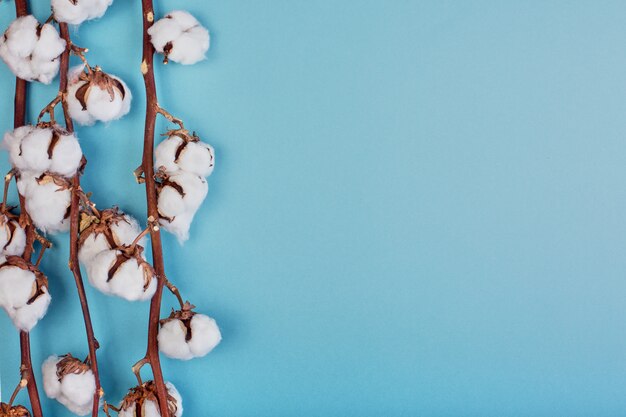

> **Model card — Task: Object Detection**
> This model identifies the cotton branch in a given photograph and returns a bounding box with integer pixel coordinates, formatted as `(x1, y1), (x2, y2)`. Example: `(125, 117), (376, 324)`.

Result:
(57, 21), (105, 417)
(139, 1), (171, 415)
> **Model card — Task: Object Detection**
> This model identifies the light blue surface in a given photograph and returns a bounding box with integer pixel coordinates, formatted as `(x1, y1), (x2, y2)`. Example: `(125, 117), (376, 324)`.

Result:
(2, 0), (626, 415)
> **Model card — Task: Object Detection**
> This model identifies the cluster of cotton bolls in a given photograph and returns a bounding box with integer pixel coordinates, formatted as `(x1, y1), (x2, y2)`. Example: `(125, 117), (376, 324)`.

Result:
(52, 0), (113, 26)
(42, 354), (96, 416)
(158, 302), (221, 360)
(3, 124), (83, 233)
(79, 208), (156, 301)
(118, 381), (183, 417)
(67, 65), (132, 126)
(148, 10), (210, 65)
(0, 256), (50, 332)
(156, 130), (214, 242)
(0, 15), (66, 84)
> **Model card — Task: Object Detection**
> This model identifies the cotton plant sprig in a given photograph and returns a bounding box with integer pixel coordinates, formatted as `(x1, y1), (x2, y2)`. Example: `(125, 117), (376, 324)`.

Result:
(125, 2), (219, 415)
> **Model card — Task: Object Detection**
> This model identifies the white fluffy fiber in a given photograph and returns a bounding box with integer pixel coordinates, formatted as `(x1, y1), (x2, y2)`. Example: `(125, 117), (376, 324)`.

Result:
(158, 171), (208, 242)
(0, 265), (50, 331)
(52, 0), (113, 25)
(0, 216), (26, 257)
(158, 314), (221, 360)
(155, 135), (215, 178)
(17, 175), (71, 234)
(67, 68), (132, 126)
(3, 125), (83, 177)
(42, 356), (96, 416)
(0, 16), (66, 83)
(79, 213), (144, 265)
(118, 382), (183, 417)
(148, 10), (210, 65)
(86, 249), (156, 301)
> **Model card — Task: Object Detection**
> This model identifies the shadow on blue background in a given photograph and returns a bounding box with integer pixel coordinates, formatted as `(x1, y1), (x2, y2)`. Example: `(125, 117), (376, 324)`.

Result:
(2, 0), (626, 416)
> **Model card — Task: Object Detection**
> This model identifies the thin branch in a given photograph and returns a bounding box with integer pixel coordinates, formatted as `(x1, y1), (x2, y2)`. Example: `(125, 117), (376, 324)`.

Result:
(58, 21), (105, 417)
(13, 0), (44, 415)
(7, 378), (27, 407)
(139, 1), (171, 414)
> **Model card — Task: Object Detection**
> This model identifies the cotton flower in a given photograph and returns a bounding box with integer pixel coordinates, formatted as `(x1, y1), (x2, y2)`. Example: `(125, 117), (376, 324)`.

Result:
(0, 403), (30, 417)
(0, 214), (26, 258)
(118, 381), (182, 417)
(0, 256), (50, 332)
(67, 65), (131, 126)
(155, 131), (215, 178)
(157, 170), (208, 242)
(17, 174), (71, 234)
(78, 207), (145, 266)
(158, 302), (221, 360)
(86, 245), (156, 301)
(52, 0), (113, 25)
(42, 354), (96, 416)
(0, 15), (66, 84)
(148, 11), (210, 65)
(3, 124), (83, 177)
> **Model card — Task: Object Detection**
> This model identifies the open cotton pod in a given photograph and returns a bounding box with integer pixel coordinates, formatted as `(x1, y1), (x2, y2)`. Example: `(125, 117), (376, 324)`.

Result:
(158, 302), (221, 360)
(86, 245), (157, 301)
(3, 123), (83, 177)
(148, 10), (210, 65)
(0, 256), (50, 332)
(0, 15), (66, 84)
(67, 65), (131, 126)
(52, 0), (113, 26)
(157, 170), (208, 242)
(155, 129), (215, 177)
(0, 403), (30, 417)
(78, 207), (145, 266)
(118, 381), (183, 417)
(0, 213), (26, 258)
(42, 354), (96, 416)
(17, 173), (71, 234)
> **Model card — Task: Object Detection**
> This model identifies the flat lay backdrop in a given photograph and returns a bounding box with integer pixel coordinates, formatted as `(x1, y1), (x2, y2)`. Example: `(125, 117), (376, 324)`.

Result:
(2, 0), (626, 416)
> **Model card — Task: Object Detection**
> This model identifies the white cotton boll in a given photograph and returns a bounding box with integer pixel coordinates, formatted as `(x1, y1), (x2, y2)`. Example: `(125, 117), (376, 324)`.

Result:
(67, 80), (96, 126)
(49, 132), (83, 177)
(159, 314), (221, 360)
(157, 172), (207, 242)
(86, 249), (156, 301)
(42, 355), (96, 416)
(148, 10), (210, 65)
(155, 135), (183, 174)
(0, 16), (64, 83)
(8, 287), (51, 331)
(118, 403), (137, 417)
(0, 266), (36, 309)
(42, 356), (62, 399)
(85, 0), (113, 19)
(167, 171), (208, 213)
(17, 175), (71, 233)
(3, 16), (38, 58)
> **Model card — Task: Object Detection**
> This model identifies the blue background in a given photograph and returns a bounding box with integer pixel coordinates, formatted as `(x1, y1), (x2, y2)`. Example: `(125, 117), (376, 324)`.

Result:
(1, 0), (626, 415)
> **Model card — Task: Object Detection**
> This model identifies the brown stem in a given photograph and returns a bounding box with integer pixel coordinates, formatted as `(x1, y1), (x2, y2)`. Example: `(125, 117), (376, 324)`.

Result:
(8, 378), (26, 407)
(164, 277), (185, 309)
(59, 22), (104, 417)
(12, 2), (44, 416)
(140, 1), (171, 415)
